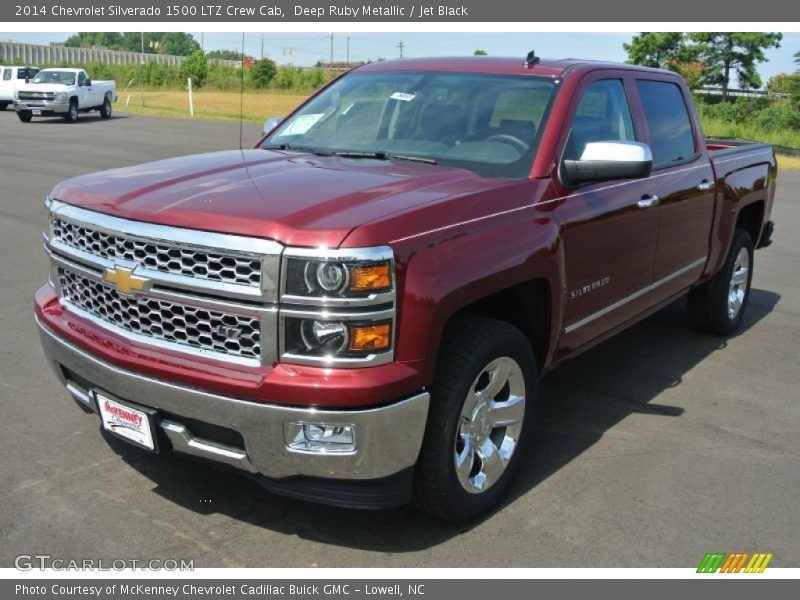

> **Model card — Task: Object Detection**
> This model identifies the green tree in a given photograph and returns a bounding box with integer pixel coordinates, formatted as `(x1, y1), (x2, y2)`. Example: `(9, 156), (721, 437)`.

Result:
(179, 50), (209, 87)
(623, 33), (691, 69)
(65, 32), (124, 49)
(689, 33), (782, 101)
(795, 51), (800, 68)
(159, 33), (201, 56)
(474, 49), (487, 56)
(206, 49), (250, 61)
(250, 58), (278, 89)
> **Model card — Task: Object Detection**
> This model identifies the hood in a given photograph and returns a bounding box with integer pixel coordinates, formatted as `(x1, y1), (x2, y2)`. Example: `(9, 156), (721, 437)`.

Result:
(51, 149), (494, 248)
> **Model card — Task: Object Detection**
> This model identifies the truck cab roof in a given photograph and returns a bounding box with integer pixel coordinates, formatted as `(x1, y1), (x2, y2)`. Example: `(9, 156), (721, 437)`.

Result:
(357, 56), (677, 79)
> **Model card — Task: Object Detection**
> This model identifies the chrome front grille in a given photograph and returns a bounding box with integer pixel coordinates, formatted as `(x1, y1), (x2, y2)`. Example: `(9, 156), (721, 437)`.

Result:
(53, 218), (262, 288)
(19, 91), (55, 101)
(46, 200), (282, 366)
(57, 266), (262, 361)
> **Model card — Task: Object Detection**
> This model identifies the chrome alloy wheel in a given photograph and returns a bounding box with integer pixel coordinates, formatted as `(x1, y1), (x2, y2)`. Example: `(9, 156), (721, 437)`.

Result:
(454, 356), (526, 494)
(728, 247), (750, 320)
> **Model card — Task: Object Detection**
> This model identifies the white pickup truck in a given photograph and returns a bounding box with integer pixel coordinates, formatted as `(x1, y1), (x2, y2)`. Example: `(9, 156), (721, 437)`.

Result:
(0, 66), (40, 111)
(14, 68), (116, 123)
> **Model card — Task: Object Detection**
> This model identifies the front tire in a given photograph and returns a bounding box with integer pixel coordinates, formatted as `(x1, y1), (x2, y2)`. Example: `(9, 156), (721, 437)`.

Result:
(63, 100), (78, 123)
(413, 316), (537, 522)
(0, 101), (8, 111)
(688, 228), (754, 334)
(17, 110), (32, 123)
(100, 97), (112, 119)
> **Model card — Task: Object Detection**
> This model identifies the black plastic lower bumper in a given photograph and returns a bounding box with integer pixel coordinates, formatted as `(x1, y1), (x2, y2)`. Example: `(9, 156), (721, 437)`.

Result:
(253, 468), (414, 510)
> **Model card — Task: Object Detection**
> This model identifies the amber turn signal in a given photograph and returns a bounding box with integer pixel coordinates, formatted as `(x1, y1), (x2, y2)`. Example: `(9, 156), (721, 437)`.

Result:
(349, 264), (391, 292)
(348, 323), (392, 352)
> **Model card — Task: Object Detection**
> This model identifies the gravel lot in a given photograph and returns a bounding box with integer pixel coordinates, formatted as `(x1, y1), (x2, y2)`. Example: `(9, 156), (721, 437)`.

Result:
(1, 110), (798, 568)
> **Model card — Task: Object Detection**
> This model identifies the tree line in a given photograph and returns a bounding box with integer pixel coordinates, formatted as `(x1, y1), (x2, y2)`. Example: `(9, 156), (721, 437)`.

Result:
(623, 33), (789, 101)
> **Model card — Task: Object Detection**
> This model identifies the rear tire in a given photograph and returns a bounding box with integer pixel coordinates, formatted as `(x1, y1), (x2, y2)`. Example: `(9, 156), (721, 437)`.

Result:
(63, 99), (78, 123)
(0, 102), (8, 111)
(413, 315), (537, 522)
(17, 110), (32, 123)
(687, 228), (754, 334)
(100, 97), (112, 119)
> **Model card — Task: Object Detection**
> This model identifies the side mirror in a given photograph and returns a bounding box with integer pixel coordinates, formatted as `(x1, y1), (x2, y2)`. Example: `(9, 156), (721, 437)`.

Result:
(561, 141), (653, 186)
(263, 116), (282, 135)
(84, 78), (92, 87)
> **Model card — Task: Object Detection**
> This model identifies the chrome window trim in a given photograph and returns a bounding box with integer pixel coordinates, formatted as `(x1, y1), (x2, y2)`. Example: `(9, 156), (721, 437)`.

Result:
(564, 256), (708, 334)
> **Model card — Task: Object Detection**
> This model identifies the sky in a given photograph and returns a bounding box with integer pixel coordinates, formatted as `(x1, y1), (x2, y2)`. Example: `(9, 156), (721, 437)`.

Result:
(2, 31), (798, 83)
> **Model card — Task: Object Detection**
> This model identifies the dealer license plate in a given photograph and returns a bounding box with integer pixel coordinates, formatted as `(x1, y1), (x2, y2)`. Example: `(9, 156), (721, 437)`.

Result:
(96, 393), (156, 451)
(32, 109), (41, 116)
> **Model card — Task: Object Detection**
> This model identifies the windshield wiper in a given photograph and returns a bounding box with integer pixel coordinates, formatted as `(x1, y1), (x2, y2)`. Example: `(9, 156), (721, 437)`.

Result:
(333, 150), (437, 165)
(262, 143), (332, 156)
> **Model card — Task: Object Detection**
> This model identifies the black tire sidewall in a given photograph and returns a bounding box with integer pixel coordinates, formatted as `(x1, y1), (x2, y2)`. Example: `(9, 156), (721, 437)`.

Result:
(17, 111), (32, 122)
(723, 230), (755, 330)
(66, 101), (78, 123)
(101, 99), (111, 118)
(424, 323), (537, 520)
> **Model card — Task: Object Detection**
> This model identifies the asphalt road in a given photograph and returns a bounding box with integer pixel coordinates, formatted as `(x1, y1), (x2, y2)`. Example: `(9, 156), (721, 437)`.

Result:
(1, 109), (798, 568)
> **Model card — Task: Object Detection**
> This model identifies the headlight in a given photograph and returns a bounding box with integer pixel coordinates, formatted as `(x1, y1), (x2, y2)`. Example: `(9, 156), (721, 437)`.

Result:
(54, 91), (68, 102)
(14, 91), (19, 100)
(280, 247), (396, 367)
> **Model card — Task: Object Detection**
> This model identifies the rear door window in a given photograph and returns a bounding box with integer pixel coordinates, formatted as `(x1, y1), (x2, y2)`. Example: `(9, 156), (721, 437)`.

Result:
(2, 69), (11, 81)
(636, 80), (697, 168)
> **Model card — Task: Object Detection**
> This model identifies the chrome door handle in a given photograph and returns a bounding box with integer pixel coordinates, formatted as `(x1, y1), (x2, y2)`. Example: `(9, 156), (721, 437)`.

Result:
(697, 180), (715, 191)
(637, 195), (660, 208)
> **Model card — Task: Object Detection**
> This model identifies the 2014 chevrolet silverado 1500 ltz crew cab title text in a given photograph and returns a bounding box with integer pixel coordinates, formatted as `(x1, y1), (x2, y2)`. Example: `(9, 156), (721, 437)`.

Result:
(15, 68), (116, 123)
(35, 55), (776, 521)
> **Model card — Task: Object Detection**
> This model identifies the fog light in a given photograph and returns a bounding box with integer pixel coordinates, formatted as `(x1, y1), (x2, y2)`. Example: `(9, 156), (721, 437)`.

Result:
(285, 422), (357, 453)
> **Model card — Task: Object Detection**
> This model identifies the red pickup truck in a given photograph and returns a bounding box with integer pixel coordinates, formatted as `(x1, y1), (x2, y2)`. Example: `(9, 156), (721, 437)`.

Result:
(35, 55), (776, 521)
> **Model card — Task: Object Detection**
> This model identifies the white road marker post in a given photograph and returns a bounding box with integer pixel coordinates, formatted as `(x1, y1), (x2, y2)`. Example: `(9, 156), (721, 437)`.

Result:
(188, 77), (194, 117)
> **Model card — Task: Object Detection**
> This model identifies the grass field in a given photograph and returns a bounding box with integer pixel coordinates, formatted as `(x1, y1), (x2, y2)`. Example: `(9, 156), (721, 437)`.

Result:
(117, 89), (307, 123)
(700, 117), (800, 150)
(115, 89), (800, 171)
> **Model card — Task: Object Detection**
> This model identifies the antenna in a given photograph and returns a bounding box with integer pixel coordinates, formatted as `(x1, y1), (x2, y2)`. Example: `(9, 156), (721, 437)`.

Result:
(239, 32), (245, 151)
(524, 51), (540, 68)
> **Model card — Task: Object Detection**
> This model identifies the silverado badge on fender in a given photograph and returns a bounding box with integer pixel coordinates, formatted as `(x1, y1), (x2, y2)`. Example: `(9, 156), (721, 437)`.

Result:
(570, 276), (611, 300)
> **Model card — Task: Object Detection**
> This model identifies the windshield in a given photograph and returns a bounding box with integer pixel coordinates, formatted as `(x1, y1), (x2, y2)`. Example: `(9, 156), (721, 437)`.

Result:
(32, 70), (76, 86)
(262, 71), (557, 179)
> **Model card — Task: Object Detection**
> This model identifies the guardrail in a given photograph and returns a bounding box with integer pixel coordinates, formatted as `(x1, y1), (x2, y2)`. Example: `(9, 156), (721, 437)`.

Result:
(0, 41), (239, 67)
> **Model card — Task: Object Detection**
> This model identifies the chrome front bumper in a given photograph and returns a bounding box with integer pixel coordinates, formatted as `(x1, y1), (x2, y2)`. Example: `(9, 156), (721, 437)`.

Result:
(36, 317), (430, 482)
(15, 100), (69, 113)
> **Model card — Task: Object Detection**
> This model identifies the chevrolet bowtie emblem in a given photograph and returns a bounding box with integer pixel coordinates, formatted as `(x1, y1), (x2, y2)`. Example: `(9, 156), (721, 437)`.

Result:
(102, 266), (151, 295)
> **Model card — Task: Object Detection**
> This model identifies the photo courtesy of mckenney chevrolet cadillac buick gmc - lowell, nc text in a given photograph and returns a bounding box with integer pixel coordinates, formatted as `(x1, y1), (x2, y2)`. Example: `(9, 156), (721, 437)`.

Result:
(34, 53), (776, 521)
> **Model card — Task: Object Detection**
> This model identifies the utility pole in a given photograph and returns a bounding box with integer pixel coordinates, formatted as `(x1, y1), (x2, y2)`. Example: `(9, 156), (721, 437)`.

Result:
(201, 32), (204, 52)
(397, 41), (405, 59)
(346, 36), (351, 66)
(140, 32), (145, 107)
(260, 33), (264, 60)
(329, 32), (334, 66)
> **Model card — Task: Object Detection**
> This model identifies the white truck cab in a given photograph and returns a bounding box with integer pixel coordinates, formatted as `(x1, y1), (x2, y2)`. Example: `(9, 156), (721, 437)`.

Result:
(0, 66), (40, 110)
(14, 68), (116, 123)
